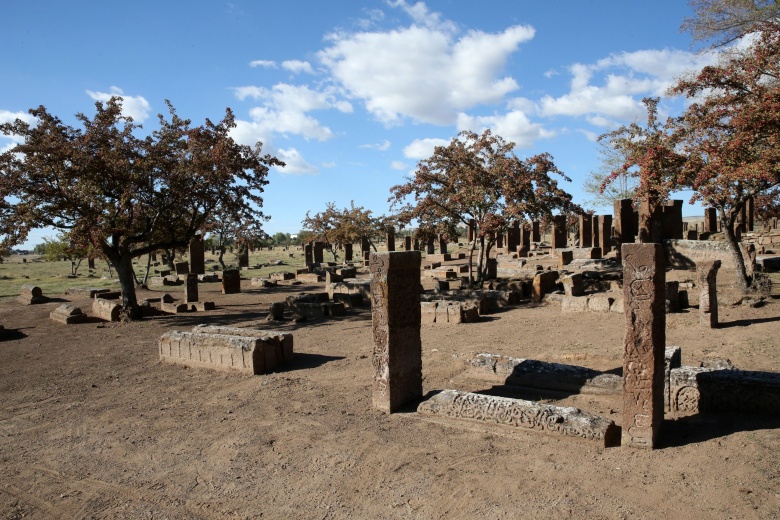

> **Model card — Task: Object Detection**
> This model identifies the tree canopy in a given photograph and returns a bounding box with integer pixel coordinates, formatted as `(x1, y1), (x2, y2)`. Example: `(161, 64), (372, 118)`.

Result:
(302, 201), (383, 260)
(682, 0), (780, 46)
(0, 97), (283, 317)
(389, 129), (579, 285)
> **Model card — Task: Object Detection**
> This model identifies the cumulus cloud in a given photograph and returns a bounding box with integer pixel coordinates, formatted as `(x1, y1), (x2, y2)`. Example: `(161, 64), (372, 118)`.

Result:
(86, 86), (151, 123)
(360, 139), (391, 151)
(282, 60), (315, 74)
(318, 2), (534, 125)
(403, 137), (450, 160)
(456, 110), (555, 149)
(538, 48), (720, 123)
(275, 148), (318, 174)
(250, 60), (277, 68)
(390, 160), (408, 170)
(232, 83), (352, 141)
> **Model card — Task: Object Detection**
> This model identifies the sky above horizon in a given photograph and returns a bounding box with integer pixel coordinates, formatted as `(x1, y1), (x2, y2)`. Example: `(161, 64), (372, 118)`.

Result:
(2, 1), (723, 248)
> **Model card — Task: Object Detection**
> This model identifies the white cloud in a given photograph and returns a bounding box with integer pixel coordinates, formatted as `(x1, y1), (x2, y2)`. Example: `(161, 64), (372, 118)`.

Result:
(276, 148), (318, 174)
(282, 60), (315, 74)
(360, 139), (391, 151)
(86, 86), (151, 123)
(318, 2), (534, 125)
(577, 129), (599, 142)
(456, 110), (555, 149)
(390, 160), (408, 170)
(250, 60), (277, 68)
(538, 47), (721, 123)
(0, 110), (37, 147)
(232, 83), (352, 141)
(403, 137), (450, 160)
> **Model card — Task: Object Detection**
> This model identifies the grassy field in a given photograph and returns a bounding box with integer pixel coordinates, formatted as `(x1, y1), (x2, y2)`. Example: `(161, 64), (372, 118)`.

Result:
(0, 246), (313, 299)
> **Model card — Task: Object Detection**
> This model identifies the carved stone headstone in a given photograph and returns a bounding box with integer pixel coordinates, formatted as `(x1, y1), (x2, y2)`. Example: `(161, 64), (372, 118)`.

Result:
(185, 273), (199, 303)
(238, 247), (249, 268)
(551, 215), (566, 251)
(175, 261), (189, 275)
(704, 208), (717, 233)
(386, 227), (396, 252)
(189, 235), (205, 274)
(404, 236), (412, 251)
(507, 221), (520, 252)
(313, 241), (324, 264)
(599, 215), (613, 254)
(622, 243), (665, 449)
(370, 251), (422, 413)
(426, 239), (435, 255)
(697, 260), (721, 328)
(638, 201), (663, 243)
(579, 214), (592, 248)
(438, 234), (447, 254)
(304, 243), (313, 265)
(344, 243), (353, 262)
(592, 216), (600, 253)
(222, 269), (241, 294)
(614, 199), (636, 245)
(663, 200), (684, 240)
(531, 221), (540, 243)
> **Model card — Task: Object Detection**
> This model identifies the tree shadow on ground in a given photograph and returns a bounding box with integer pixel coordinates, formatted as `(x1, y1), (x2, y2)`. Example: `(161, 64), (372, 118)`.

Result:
(0, 328), (28, 341)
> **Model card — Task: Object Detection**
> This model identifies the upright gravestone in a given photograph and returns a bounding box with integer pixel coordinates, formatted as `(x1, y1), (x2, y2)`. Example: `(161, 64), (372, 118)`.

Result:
(313, 241), (325, 264)
(438, 234), (448, 254)
(507, 221), (520, 252)
(663, 200), (684, 240)
(361, 237), (371, 256)
(521, 226), (530, 249)
(703, 208), (717, 233)
(614, 199), (636, 245)
(531, 221), (541, 243)
(638, 201), (663, 243)
(344, 243), (353, 262)
(404, 236), (412, 251)
(426, 239), (435, 255)
(551, 216), (567, 251)
(185, 273), (199, 303)
(238, 248), (249, 268)
(622, 243), (666, 449)
(599, 215), (613, 254)
(496, 233), (504, 249)
(304, 243), (313, 265)
(189, 235), (205, 274)
(222, 269), (241, 294)
(467, 219), (476, 242)
(413, 238), (420, 251)
(88, 257), (96, 270)
(175, 261), (189, 275)
(579, 214), (593, 248)
(592, 216), (601, 253)
(369, 251), (422, 413)
(386, 227), (396, 252)
(697, 260), (721, 328)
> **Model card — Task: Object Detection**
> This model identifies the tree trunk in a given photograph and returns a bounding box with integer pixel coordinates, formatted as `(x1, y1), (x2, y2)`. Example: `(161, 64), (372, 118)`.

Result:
(467, 240), (475, 287)
(142, 253), (153, 286)
(476, 235), (486, 287)
(218, 246), (226, 269)
(113, 253), (142, 320)
(721, 210), (751, 292)
(481, 239), (495, 283)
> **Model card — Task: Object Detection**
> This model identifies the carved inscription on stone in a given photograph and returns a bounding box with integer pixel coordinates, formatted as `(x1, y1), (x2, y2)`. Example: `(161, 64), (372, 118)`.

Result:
(370, 252), (422, 413)
(417, 389), (618, 446)
(622, 243), (665, 449)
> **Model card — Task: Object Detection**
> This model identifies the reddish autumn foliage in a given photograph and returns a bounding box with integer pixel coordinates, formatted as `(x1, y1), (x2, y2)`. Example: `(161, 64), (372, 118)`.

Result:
(389, 130), (579, 285)
(0, 97), (283, 317)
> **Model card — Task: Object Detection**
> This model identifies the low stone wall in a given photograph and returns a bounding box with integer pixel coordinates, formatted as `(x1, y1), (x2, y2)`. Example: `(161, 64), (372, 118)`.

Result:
(421, 300), (479, 325)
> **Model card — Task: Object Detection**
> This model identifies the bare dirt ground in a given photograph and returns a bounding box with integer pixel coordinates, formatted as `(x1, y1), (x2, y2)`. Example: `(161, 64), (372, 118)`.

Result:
(1, 266), (779, 519)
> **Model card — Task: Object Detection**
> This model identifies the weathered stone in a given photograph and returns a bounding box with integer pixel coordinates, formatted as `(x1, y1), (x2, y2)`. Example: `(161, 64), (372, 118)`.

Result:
(192, 325), (294, 366)
(664, 346), (682, 411)
(65, 287), (110, 298)
(198, 273), (219, 283)
(561, 274), (584, 296)
(561, 295), (588, 313)
(599, 215), (613, 253)
(551, 215), (567, 251)
(184, 273), (199, 303)
(270, 271), (295, 281)
(532, 271), (558, 302)
(222, 269), (241, 294)
(558, 250), (573, 267)
(621, 243), (666, 449)
(417, 389), (618, 447)
(531, 221), (540, 242)
(614, 199), (637, 244)
(668, 365), (780, 414)
(579, 214), (593, 248)
(189, 235), (205, 274)
(704, 208), (717, 234)
(189, 301), (215, 312)
(664, 281), (680, 313)
(403, 235), (412, 251)
(18, 285), (47, 305)
(268, 302), (285, 321)
(386, 227), (395, 252)
(161, 301), (189, 313)
(662, 200), (684, 240)
(92, 298), (121, 322)
(237, 247), (250, 268)
(370, 251), (422, 413)
(587, 294), (614, 313)
(313, 241), (325, 264)
(304, 243), (313, 265)
(50, 304), (87, 324)
(697, 260), (721, 327)
(174, 261), (189, 275)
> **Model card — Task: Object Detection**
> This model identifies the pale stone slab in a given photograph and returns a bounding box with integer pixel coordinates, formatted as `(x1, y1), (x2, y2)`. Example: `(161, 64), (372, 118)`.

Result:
(50, 304), (87, 324)
(192, 325), (294, 365)
(92, 298), (121, 322)
(417, 389), (618, 447)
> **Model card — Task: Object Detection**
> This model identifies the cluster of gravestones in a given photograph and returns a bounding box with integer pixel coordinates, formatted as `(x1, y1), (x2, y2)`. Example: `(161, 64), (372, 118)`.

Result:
(368, 248), (777, 449)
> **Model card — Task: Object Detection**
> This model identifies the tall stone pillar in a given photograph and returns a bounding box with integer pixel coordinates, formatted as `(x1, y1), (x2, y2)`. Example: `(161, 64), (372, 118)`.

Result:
(222, 269), (241, 294)
(184, 273), (198, 303)
(413, 238), (420, 251)
(531, 221), (541, 243)
(638, 201), (663, 243)
(521, 227), (530, 249)
(592, 216), (601, 252)
(304, 243), (313, 265)
(551, 215), (567, 251)
(614, 199), (636, 244)
(496, 232), (504, 249)
(426, 239), (435, 254)
(622, 243), (666, 449)
(507, 221), (520, 252)
(88, 257), (96, 269)
(704, 208), (718, 234)
(238, 246), (249, 268)
(386, 227), (396, 252)
(579, 214), (592, 248)
(344, 243), (353, 262)
(404, 236), (412, 251)
(189, 235), (205, 274)
(599, 215), (613, 254)
(369, 251), (422, 413)
(438, 234), (447, 254)
(361, 237), (371, 255)
(697, 260), (721, 328)
(467, 219), (476, 242)
(313, 241), (324, 264)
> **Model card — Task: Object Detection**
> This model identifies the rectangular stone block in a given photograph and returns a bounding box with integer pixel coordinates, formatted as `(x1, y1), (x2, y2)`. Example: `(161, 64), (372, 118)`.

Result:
(417, 389), (618, 447)
(669, 366), (780, 414)
(579, 214), (593, 248)
(621, 243), (666, 449)
(159, 331), (267, 375)
(18, 284), (47, 305)
(174, 261), (189, 275)
(697, 260), (721, 327)
(65, 287), (110, 298)
(93, 298), (121, 322)
(370, 251), (423, 413)
(222, 269), (241, 294)
(192, 325), (294, 366)
(189, 235), (205, 274)
(50, 304), (87, 324)
(532, 271), (558, 302)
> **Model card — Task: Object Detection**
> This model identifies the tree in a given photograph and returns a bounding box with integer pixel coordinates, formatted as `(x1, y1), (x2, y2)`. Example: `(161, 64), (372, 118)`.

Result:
(0, 97), (283, 318)
(301, 201), (383, 261)
(205, 210), (269, 269)
(599, 98), (686, 242)
(668, 21), (780, 290)
(389, 130), (579, 286)
(582, 140), (638, 210)
(682, 0), (780, 46)
(39, 234), (96, 275)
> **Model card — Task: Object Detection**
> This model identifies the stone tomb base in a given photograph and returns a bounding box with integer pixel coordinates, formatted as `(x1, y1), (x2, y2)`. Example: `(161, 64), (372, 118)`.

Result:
(417, 389), (618, 447)
(159, 325), (294, 375)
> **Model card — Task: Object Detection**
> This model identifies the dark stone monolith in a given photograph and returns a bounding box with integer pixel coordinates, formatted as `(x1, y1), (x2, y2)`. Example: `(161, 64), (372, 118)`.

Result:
(697, 260), (721, 328)
(189, 235), (205, 274)
(579, 214), (592, 248)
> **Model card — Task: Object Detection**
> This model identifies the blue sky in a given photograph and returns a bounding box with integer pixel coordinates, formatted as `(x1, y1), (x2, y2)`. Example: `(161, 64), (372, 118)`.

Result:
(2, 1), (721, 248)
